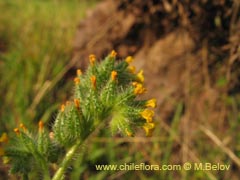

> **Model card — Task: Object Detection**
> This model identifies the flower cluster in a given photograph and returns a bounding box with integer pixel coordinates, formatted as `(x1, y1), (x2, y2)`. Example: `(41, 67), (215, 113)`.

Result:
(3, 51), (157, 179)
(53, 51), (156, 141)
(2, 121), (61, 179)
(125, 56), (156, 136)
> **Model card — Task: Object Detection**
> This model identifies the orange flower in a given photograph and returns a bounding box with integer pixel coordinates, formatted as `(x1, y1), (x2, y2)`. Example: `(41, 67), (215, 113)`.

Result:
(125, 56), (133, 64)
(132, 81), (138, 86)
(74, 77), (80, 85)
(14, 128), (20, 136)
(38, 120), (44, 132)
(134, 83), (146, 95)
(76, 69), (82, 76)
(111, 71), (118, 81)
(19, 123), (27, 132)
(89, 54), (96, 65)
(61, 104), (65, 112)
(110, 50), (117, 58)
(91, 75), (97, 89)
(74, 99), (80, 108)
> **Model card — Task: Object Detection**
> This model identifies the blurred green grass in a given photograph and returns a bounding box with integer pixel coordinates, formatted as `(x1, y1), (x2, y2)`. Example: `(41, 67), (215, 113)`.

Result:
(0, 0), (96, 132)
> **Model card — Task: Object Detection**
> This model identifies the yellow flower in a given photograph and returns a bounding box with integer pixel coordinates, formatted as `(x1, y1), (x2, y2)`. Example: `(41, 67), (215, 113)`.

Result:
(146, 98), (157, 108)
(0, 133), (8, 143)
(143, 122), (155, 129)
(77, 69), (82, 76)
(91, 75), (97, 89)
(143, 122), (155, 137)
(111, 70), (118, 81)
(110, 50), (117, 58)
(125, 128), (133, 137)
(137, 70), (144, 83)
(125, 56), (133, 64)
(74, 77), (80, 85)
(127, 65), (136, 74)
(134, 83), (146, 95)
(140, 109), (154, 123)
(89, 54), (96, 65)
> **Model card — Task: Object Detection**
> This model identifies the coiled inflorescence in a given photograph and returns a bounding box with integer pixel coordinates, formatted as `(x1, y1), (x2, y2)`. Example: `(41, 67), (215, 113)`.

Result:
(53, 51), (156, 146)
(3, 51), (157, 178)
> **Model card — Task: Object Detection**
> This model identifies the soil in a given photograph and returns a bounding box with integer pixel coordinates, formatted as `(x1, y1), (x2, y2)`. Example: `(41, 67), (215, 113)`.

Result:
(72, 0), (240, 128)
(71, 2), (240, 176)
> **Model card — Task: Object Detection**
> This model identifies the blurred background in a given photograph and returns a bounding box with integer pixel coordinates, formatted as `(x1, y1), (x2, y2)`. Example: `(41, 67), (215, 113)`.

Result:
(0, 0), (239, 179)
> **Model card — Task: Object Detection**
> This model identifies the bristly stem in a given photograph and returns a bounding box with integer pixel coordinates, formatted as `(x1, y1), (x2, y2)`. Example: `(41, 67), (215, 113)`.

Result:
(52, 140), (81, 180)
(52, 119), (106, 180)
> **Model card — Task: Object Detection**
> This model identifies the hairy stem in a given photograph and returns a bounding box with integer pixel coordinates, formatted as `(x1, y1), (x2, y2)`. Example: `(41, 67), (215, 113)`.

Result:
(33, 152), (51, 180)
(42, 162), (51, 180)
(52, 120), (106, 180)
(52, 140), (81, 180)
